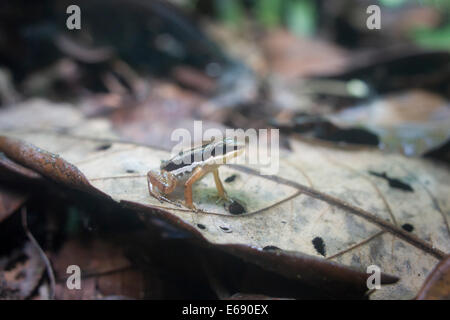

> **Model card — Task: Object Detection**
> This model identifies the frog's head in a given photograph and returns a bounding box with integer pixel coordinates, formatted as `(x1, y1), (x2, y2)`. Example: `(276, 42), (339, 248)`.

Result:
(206, 137), (245, 165)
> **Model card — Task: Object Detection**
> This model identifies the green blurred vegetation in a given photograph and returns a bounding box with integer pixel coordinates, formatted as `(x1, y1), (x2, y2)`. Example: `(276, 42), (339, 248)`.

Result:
(412, 23), (450, 50)
(212, 0), (317, 36)
(178, 0), (450, 49)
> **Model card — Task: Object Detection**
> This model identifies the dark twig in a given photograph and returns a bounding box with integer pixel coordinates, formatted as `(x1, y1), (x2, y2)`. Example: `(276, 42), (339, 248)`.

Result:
(21, 206), (56, 300)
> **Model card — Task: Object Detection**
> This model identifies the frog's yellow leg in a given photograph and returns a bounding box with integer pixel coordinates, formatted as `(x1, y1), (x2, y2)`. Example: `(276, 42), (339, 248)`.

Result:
(212, 168), (228, 200)
(184, 167), (208, 210)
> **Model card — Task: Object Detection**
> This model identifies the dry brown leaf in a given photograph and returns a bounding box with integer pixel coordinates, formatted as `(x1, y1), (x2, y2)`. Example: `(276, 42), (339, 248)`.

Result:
(261, 29), (349, 79)
(52, 238), (158, 300)
(0, 100), (449, 299)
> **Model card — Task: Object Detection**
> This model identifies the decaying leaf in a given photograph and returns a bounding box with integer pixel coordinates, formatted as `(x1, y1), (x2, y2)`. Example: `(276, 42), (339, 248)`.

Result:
(52, 238), (159, 300)
(328, 89), (450, 156)
(0, 185), (27, 223)
(261, 29), (349, 79)
(416, 255), (450, 300)
(0, 152), (43, 182)
(0, 241), (46, 299)
(0, 100), (449, 299)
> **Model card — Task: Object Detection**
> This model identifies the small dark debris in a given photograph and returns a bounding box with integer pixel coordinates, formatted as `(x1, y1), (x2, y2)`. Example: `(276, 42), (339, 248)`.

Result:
(263, 245), (280, 251)
(197, 224), (206, 230)
(55, 127), (69, 134)
(14, 270), (26, 280)
(313, 121), (379, 146)
(96, 143), (112, 151)
(312, 237), (326, 257)
(126, 169), (136, 173)
(228, 200), (246, 215)
(225, 174), (237, 183)
(402, 223), (414, 232)
(369, 171), (414, 192)
(5, 254), (28, 271)
(219, 226), (232, 233)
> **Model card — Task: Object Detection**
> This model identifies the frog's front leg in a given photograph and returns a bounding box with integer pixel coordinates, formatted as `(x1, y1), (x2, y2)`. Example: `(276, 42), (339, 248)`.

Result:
(147, 170), (178, 205)
(184, 167), (208, 210)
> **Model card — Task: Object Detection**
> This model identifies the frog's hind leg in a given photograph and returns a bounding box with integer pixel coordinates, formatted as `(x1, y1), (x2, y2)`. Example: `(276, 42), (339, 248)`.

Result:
(147, 170), (180, 207)
(213, 168), (229, 201)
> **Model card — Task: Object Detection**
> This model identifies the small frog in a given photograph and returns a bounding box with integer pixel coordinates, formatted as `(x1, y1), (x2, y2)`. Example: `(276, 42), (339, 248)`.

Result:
(147, 137), (245, 211)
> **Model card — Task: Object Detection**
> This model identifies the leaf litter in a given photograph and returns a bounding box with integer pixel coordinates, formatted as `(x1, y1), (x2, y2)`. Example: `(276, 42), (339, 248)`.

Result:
(0, 100), (449, 299)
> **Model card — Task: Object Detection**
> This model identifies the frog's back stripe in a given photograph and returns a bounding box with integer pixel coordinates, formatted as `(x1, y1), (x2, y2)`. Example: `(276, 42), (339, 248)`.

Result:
(163, 148), (203, 171)
(163, 143), (238, 172)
